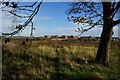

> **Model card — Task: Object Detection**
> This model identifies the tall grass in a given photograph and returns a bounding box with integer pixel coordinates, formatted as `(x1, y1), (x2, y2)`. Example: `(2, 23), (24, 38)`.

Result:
(2, 39), (119, 79)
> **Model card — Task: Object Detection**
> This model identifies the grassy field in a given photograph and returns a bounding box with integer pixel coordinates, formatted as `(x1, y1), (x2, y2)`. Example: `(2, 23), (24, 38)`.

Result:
(2, 37), (120, 79)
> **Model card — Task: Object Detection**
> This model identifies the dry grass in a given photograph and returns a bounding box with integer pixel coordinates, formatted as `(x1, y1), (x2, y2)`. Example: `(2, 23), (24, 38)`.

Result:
(2, 38), (119, 79)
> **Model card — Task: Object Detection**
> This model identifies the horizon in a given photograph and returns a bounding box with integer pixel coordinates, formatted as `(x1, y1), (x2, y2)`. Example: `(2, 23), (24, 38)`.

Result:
(1, 35), (119, 38)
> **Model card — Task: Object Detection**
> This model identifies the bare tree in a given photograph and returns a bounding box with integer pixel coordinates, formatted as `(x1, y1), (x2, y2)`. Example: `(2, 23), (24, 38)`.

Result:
(66, 2), (120, 66)
(0, 0), (43, 36)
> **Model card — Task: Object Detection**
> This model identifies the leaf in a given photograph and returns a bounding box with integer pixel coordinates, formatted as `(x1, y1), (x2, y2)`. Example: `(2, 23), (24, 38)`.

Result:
(87, 10), (91, 12)
(67, 17), (69, 19)
(79, 8), (83, 10)
(74, 21), (76, 23)
(71, 16), (74, 18)
(5, 2), (9, 6)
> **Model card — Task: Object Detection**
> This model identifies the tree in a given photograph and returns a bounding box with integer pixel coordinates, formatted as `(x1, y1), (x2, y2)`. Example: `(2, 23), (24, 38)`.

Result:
(0, 0), (43, 36)
(66, 2), (120, 66)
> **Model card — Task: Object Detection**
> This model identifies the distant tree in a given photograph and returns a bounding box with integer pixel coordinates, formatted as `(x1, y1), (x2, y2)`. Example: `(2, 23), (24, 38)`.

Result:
(66, 2), (120, 66)
(0, 0), (43, 36)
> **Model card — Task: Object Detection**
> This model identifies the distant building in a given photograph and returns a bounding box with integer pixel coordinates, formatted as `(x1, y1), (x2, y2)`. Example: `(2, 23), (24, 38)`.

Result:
(61, 35), (67, 39)
(50, 35), (58, 38)
(74, 36), (79, 39)
(70, 35), (74, 38)
(79, 36), (100, 41)
(44, 35), (119, 41)
(44, 35), (80, 39)
(67, 35), (74, 39)
(111, 37), (119, 41)
(44, 35), (51, 38)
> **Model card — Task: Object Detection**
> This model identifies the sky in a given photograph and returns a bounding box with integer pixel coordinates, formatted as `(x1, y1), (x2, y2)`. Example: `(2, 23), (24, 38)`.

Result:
(1, 2), (119, 37)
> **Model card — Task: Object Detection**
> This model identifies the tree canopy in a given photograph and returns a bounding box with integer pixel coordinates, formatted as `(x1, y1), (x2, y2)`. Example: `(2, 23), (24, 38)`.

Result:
(66, 2), (120, 35)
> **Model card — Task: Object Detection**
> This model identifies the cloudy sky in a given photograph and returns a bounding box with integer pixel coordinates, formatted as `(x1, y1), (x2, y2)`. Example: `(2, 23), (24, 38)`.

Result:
(1, 2), (119, 37)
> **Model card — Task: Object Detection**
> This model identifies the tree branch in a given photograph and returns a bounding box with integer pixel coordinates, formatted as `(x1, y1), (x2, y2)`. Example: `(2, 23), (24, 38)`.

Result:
(2, 0), (43, 36)
(83, 3), (102, 17)
(112, 1), (120, 17)
(113, 19), (120, 26)
(17, 0), (38, 8)
(2, 9), (30, 18)
(112, 2), (116, 9)
(75, 18), (102, 35)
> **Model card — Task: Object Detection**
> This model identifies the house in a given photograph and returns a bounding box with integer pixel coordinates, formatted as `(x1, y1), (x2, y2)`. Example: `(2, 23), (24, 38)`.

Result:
(61, 35), (67, 39)
(50, 35), (58, 38)
(111, 37), (119, 41)
(44, 35), (51, 38)
(44, 35), (102, 40)
(74, 36), (79, 39)
(66, 35), (74, 39)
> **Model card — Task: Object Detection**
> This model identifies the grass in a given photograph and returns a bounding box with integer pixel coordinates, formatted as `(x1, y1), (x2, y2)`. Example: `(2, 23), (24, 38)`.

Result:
(2, 38), (120, 79)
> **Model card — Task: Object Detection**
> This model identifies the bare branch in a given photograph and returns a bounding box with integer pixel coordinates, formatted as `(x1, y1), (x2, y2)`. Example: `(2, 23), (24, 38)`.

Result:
(83, 3), (102, 17)
(112, 1), (120, 17)
(17, 0), (38, 8)
(112, 19), (120, 26)
(2, 0), (43, 36)
(17, 8), (34, 12)
(75, 18), (102, 35)
(2, 9), (30, 18)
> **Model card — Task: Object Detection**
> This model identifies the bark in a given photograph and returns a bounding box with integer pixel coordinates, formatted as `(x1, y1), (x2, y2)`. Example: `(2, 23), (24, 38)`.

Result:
(95, 25), (113, 66)
(95, 2), (114, 66)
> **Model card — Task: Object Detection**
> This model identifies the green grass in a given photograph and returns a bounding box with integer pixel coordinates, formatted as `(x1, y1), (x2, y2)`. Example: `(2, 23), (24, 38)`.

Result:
(2, 39), (120, 79)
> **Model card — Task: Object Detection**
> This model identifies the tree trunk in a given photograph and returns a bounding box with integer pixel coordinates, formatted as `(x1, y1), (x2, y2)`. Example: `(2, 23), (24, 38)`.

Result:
(95, 2), (114, 66)
(95, 25), (113, 66)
